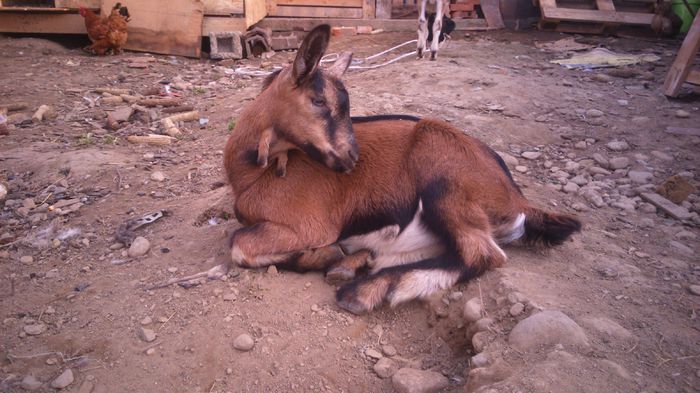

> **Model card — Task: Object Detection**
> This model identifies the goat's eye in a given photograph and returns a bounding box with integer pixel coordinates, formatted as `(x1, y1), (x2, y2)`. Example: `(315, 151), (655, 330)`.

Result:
(312, 97), (326, 107)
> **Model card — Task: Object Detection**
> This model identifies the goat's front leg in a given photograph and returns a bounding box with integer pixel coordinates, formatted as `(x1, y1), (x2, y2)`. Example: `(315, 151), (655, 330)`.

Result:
(430, 0), (444, 60)
(417, 0), (429, 58)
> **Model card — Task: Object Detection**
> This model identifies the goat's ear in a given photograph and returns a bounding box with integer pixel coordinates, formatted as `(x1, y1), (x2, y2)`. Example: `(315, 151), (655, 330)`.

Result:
(326, 51), (353, 78)
(292, 24), (331, 86)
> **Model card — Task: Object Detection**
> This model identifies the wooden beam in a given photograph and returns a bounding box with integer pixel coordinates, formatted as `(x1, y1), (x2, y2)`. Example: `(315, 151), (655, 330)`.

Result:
(268, 5), (363, 18)
(0, 12), (86, 33)
(541, 8), (654, 24)
(362, 0), (374, 19)
(275, 0), (362, 6)
(203, 0), (244, 15)
(687, 69), (700, 86)
(663, 14), (700, 96)
(375, 0), (391, 18)
(245, 0), (267, 27)
(203, 15), (247, 33)
(257, 17), (488, 31)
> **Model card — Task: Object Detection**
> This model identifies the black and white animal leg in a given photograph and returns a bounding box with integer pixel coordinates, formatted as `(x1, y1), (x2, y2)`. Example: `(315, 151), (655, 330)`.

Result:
(417, 0), (429, 58)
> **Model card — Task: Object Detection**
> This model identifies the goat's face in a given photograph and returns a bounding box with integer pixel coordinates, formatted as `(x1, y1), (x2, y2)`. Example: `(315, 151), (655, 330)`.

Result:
(266, 25), (358, 173)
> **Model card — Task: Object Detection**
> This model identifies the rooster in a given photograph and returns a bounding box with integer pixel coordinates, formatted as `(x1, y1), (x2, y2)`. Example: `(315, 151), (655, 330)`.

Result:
(79, 3), (130, 56)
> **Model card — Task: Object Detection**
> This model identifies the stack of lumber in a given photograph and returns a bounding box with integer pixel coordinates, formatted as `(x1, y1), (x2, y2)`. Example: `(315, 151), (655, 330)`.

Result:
(537, 0), (656, 33)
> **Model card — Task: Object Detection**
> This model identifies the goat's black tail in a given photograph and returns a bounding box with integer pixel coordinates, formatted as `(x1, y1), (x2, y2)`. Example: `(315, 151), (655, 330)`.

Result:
(521, 208), (582, 247)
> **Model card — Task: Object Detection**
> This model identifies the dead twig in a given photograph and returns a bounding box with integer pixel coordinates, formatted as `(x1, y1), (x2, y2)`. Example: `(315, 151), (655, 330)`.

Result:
(158, 312), (177, 332)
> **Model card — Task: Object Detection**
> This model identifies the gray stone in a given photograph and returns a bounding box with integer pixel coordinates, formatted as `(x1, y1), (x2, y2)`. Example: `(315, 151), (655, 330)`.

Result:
(233, 333), (255, 351)
(463, 297), (483, 323)
(669, 240), (694, 256)
(20, 255), (34, 264)
(582, 189), (605, 208)
(391, 368), (449, 393)
(588, 166), (611, 176)
(497, 151), (518, 166)
(675, 109), (690, 118)
(382, 344), (397, 357)
(586, 109), (604, 118)
(150, 171), (166, 182)
(628, 171), (653, 184)
(640, 193), (692, 220)
(140, 316), (152, 325)
(223, 293), (237, 301)
(508, 310), (589, 351)
(128, 237), (150, 257)
(365, 348), (383, 359)
(689, 285), (700, 296)
(521, 151), (541, 160)
(110, 106), (134, 122)
(580, 317), (634, 341)
(592, 153), (609, 168)
(574, 141), (587, 150)
(23, 324), (46, 336)
(472, 331), (490, 353)
(606, 141), (630, 151)
(509, 302), (525, 316)
(569, 175), (588, 186)
(138, 327), (156, 342)
(77, 380), (95, 393)
(563, 182), (580, 194)
(651, 150), (674, 161)
(609, 157), (630, 170)
(20, 375), (42, 391)
(470, 353), (489, 368)
(637, 202), (657, 214)
(514, 165), (528, 173)
(675, 230), (697, 240)
(0, 183), (6, 202)
(374, 358), (398, 379)
(617, 99), (628, 106)
(564, 161), (580, 172)
(50, 369), (74, 389)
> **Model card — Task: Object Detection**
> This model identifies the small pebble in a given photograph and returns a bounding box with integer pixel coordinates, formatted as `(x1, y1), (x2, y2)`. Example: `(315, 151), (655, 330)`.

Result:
(675, 109), (690, 118)
(373, 358), (398, 379)
(382, 344), (397, 357)
(365, 348), (383, 359)
(233, 333), (255, 351)
(689, 285), (700, 296)
(515, 165), (527, 173)
(128, 237), (150, 257)
(20, 375), (43, 391)
(23, 324), (46, 336)
(138, 327), (156, 342)
(310, 304), (321, 312)
(223, 293), (237, 301)
(150, 171), (166, 182)
(50, 369), (74, 389)
(20, 255), (34, 264)
(267, 265), (278, 275)
(509, 302), (525, 316)
(140, 316), (153, 325)
(167, 267), (178, 273)
(521, 151), (541, 160)
(145, 348), (156, 355)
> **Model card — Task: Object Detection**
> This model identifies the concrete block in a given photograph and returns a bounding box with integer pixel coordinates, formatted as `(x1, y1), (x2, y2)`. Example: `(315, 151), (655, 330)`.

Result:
(270, 33), (299, 51)
(209, 31), (243, 60)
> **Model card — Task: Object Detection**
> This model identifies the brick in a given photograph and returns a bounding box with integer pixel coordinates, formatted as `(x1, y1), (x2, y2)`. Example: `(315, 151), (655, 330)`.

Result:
(209, 31), (243, 60)
(331, 26), (357, 36)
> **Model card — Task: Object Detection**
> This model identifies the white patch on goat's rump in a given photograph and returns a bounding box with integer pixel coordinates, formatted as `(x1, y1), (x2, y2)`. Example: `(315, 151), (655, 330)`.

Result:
(339, 200), (444, 272)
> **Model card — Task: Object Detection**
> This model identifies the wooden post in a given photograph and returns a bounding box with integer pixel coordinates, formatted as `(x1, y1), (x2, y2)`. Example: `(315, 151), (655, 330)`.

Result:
(363, 0), (375, 19)
(663, 13), (700, 97)
(375, 0), (391, 18)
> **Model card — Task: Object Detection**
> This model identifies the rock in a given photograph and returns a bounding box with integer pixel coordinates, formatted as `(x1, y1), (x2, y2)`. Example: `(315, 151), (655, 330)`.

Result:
(669, 240), (694, 256)
(586, 109), (604, 118)
(146, 348), (156, 356)
(675, 109), (690, 118)
(514, 165), (527, 173)
(223, 293), (237, 301)
(150, 171), (166, 182)
(110, 106), (134, 122)
(0, 183), (7, 202)
(689, 285), (700, 296)
(497, 152), (518, 166)
(509, 302), (525, 316)
(592, 153), (609, 168)
(637, 202), (657, 214)
(521, 151), (541, 160)
(365, 348), (383, 359)
(267, 265), (278, 275)
(640, 193), (692, 220)
(563, 182), (579, 194)
(374, 358), (398, 379)
(656, 174), (696, 204)
(472, 331), (490, 352)
(606, 141), (629, 151)
(569, 175), (588, 186)
(580, 317), (634, 341)
(598, 359), (632, 380)
(675, 230), (697, 240)
(617, 99), (628, 106)
(128, 237), (150, 257)
(310, 304), (321, 312)
(463, 297), (483, 323)
(143, 152), (155, 160)
(140, 316), (152, 325)
(508, 310), (589, 351)
(50, 369), (74, 389)
(582, 189), (605, 208)
(20, 375), (43, 391)
(233, 333), (255, 351)
(574, 141), (587, 150)
(564, 161), (580, 172)
(470, 353), (489, 368)
(382, 344), (397, 357)
(588, 166), (611, 176)
(628, 171), (653, 184)
(608, 157), (630, 170)
(391, 368), (449, 393)
(20, 255), (34, 264)
(651, 150), (673, 161)
(24, 324), (46, 336)
(138, 327), (156, 342)
(591, 73), (612, 82)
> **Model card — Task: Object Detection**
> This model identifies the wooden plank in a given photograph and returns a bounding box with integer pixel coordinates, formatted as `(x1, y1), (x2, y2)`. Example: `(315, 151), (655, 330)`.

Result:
(268, 5), (363, 17)
(275, 0), (362, 6)
(376, 0), (391, 18)
(362, 0), (374, 18)
(55, 0), (100, 8)
(541, 8), (654, 24)
(595, 0), (616, 11)
(257, 17), (488, 30)
(663, 14), (700, 96)
(203, 0), (244, 15)
(202, 15), (246, 33)
(687, 69), (700, 85)
(0, 6), (74, 12)
(101, 0), (203, 58)
(0, 12), (85, 33)
(481, 0), (504, 28)
(245, 0), (267, 27)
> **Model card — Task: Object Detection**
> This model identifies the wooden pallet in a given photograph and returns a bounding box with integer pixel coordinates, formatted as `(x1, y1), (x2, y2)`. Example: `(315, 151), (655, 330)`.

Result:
(537, 0), (655, 33)
(663, 13), (700, 97)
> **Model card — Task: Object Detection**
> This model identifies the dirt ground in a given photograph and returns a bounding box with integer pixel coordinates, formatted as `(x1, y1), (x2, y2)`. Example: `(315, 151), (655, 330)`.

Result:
(1, 28), (699, 393)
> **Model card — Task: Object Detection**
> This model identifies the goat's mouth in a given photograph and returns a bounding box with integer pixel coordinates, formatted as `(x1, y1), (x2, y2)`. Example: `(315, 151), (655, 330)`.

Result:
(328, 152), (357, 173)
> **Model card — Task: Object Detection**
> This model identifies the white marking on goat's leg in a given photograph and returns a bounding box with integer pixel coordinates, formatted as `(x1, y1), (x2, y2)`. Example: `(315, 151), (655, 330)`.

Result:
(430, 0), (444, 60)
(388, 268), (461, 307)
(417, 0), (428, 58)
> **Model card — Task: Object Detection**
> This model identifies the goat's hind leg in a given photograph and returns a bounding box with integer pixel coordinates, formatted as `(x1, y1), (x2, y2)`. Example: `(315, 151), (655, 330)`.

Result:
(430, 0), (445, 60)
(417, 0), (429, 58)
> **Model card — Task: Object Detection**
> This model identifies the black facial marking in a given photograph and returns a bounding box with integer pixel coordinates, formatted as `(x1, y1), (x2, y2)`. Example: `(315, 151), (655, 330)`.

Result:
(243, 149), (259, 166)
(299, 142), (326, 164)
(333, 79), (350, 115)
(351, 115), (421, 123)
(339, 198), (419, 241)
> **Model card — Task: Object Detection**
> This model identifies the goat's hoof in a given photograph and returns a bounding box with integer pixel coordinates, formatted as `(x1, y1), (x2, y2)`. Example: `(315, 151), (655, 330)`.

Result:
(417, 49), (423, 59)
(336, 296), (369, 315)
(325, 267), (356, 284)
(430, 51), (437, 61)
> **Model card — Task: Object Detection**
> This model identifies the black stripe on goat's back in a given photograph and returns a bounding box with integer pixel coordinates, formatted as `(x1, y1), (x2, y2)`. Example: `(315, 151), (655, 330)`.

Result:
(351, 115), (421, 123)
(482, 145), (522, 195)
(338, 198), (419, 241)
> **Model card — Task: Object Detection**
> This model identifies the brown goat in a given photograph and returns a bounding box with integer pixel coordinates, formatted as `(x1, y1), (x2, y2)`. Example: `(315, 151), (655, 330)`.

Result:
(173, 25), (581, 315)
